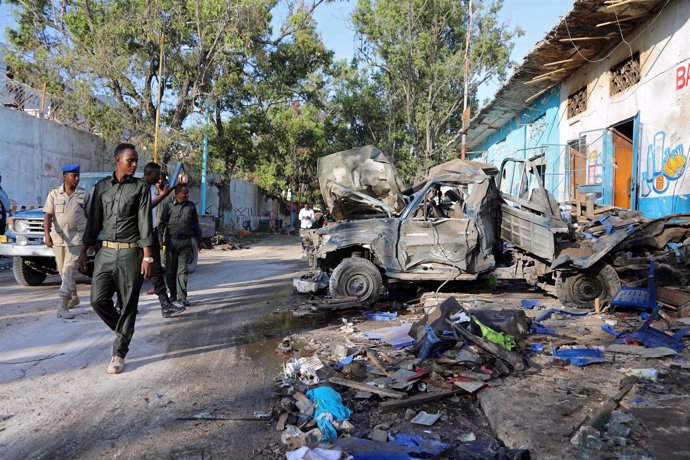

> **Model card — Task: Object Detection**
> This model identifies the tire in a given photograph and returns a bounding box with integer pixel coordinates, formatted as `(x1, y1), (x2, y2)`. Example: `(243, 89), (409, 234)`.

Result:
(329, 257), (384, 305)
(555, 263), (621, 309)
(13, 256), (48, 286)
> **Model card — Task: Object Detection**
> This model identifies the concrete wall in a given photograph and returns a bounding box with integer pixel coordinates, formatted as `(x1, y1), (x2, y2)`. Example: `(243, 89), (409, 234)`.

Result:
(0, 106), (111, 208)
(558, 1), (690, 217)
(224, 179), (285, 230)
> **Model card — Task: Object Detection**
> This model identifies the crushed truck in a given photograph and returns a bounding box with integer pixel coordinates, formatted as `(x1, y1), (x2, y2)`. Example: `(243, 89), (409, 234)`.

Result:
(305, 146), (690, 308)
(0, 164), (214, 286)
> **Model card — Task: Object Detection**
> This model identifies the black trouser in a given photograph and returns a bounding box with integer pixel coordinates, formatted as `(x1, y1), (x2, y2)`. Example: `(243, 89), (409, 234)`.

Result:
(150, 229), (169, 306)
(91, 246), (143, 358)
(165, 236), (193, 302)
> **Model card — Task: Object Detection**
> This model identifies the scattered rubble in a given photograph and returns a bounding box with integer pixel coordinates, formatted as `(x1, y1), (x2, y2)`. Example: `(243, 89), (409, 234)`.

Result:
(262, 268), (690, 459)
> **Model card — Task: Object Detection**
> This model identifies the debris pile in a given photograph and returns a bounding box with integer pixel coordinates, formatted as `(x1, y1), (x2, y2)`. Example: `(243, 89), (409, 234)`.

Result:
(266, 269), (690, 459)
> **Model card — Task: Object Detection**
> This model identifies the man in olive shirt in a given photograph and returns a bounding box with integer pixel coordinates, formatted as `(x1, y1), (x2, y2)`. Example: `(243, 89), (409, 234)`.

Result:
(142, 162), (185, 318)
(159, 184), (202, 307)
(80, 143), (154, 374)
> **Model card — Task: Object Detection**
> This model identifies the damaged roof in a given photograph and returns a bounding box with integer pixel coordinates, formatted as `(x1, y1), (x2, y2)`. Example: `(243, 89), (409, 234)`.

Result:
(465, 0), (669, 149)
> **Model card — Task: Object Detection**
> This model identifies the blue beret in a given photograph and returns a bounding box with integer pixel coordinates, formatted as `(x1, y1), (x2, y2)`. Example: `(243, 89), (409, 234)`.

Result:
(62, 164), (80, 173)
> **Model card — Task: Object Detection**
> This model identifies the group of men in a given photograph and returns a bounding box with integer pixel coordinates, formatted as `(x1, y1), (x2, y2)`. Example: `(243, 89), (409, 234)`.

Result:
(44, 143), (202, 374)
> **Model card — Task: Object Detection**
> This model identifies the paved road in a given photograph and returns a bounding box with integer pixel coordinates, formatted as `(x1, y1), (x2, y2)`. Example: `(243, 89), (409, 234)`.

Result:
(0, 235), (312, 459)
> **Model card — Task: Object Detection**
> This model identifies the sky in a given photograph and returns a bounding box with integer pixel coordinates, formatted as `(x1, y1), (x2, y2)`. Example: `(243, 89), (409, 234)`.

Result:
(0, 0), (574, 104)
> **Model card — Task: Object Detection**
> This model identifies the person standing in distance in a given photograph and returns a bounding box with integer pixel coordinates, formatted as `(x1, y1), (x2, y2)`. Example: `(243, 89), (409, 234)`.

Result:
(43, 164), (90, 319)
(159, 184), (202, 307)
(0, 174), (10, 235)
(142, 162), (185, 318)
(298, 203), (314, 255)
(80, 143), (154, 374)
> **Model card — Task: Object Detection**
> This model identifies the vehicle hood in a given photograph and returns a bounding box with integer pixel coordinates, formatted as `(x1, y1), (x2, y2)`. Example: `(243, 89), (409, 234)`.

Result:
(318, 146), (407, 220)
(11, 209), (44, 218)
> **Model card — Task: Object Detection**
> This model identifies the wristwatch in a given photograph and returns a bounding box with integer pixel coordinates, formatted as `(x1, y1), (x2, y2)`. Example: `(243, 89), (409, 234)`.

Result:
(142, 256), (154, 263)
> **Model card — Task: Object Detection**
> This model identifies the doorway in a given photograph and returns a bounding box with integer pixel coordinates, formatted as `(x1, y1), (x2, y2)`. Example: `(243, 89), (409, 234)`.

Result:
(611, 120), (635, 209)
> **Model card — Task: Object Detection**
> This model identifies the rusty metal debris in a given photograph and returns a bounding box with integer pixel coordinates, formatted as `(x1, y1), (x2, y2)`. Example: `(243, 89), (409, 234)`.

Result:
(306, 147), (690, 309)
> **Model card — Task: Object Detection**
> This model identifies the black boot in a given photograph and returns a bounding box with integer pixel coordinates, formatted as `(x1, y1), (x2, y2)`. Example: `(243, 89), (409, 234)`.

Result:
(160, 295), (185, 318)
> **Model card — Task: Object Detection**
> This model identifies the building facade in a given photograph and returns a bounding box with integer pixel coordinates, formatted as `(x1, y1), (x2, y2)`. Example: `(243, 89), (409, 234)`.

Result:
(467, 0), (689, 218)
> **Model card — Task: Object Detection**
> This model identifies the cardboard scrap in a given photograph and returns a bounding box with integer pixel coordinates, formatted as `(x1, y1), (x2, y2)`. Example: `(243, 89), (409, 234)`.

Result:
(410, 411), (441, 426)
(362, 323), (415, 348)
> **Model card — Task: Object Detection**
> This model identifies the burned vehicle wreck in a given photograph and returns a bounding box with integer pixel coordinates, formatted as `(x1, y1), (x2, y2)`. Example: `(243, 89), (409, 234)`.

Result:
(306, 146), (690, 308)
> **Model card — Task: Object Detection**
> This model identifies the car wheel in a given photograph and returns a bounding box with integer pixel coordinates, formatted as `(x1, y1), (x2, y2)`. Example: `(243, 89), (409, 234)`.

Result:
(555, 263), (620, 309)
(329, 257), (383, 305)
(13, 256), (48, 286)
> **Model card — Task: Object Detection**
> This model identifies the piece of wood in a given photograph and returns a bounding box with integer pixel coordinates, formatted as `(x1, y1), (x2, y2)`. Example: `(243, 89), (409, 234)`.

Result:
(585, 201), (595, 219)
(593, 205), (615, 215)
(379, 388), (464, 411)
(329, 377), (406, 399)
(377, 351), (394, 365)
(446, 320), (525, 371)
(605, 0), (655, 8)
(657, 287), (690, 308)
(544, 58), (578, 67)
(595, 298), (602, 314)
(596, 14), (646, 27)
(588, 376), (637, 430)
(558, 36), (614, 42)
(366, 351), (392, 377)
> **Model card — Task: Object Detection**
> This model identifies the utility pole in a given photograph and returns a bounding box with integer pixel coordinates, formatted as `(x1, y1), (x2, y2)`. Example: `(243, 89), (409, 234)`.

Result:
(153, 31), (165, 164)
(461, 0), (473, 160)
(200, 103), (210, 215)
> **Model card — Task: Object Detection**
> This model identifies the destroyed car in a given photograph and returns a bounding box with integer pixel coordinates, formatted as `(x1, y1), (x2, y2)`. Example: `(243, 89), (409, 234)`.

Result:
(306, 146), (690, 308)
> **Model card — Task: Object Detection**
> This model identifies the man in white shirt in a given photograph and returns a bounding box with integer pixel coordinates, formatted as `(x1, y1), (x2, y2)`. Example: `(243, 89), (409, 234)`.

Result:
(298, 203), (315, 254)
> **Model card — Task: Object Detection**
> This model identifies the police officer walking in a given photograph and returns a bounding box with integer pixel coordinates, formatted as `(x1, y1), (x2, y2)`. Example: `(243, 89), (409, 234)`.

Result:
(80, 143), (154, 375)
(44, 164), (90, 319)
(159, 184), (202, 307)
(142, 162), (185, 318)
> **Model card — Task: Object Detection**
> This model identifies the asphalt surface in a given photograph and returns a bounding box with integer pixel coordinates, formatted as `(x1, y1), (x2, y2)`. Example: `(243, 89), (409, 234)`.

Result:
(0, 235), (312, 459)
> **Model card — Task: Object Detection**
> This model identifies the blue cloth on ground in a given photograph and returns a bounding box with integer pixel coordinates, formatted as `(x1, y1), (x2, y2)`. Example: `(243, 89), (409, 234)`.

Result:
(306, 386), (351, 442)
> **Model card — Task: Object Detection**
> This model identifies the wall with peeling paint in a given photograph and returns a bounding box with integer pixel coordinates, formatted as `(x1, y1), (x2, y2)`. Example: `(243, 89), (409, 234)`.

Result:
(471, 1), (689, 218)
(470, 86), (564, 198)
(0, 106), (112, 209)
(558, 0), (690, 218)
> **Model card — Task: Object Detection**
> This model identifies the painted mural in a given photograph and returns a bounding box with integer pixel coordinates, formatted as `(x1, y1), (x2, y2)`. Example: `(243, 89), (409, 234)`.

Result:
(586, 150), (603, 186)
(640, 130), (688, 197)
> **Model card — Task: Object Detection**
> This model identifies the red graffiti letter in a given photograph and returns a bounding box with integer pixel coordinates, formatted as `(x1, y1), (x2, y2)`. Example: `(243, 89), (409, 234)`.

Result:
(677, 65), (687, 90)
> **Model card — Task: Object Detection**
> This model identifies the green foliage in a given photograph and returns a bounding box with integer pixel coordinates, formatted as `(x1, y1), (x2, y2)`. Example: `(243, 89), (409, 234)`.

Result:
(352, 0), (519, 179)
(4, 0), (519, 208)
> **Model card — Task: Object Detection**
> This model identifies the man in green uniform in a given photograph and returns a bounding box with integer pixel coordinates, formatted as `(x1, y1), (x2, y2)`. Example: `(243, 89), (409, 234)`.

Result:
(80, 143), (154, 374)
(142, 162), (185, 318)
(44, 164), (90, 319)
(159, 184), (202, 307)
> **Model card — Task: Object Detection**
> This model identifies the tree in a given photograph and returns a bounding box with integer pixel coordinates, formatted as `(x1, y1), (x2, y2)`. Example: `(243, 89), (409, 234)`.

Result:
(352, 0), (519, 180)
(4, 0), (334, 225)
(3, 0), (323, 144)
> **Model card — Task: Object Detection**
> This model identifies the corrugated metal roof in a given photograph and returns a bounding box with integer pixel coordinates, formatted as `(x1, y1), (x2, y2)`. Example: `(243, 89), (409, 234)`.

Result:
(461, 0), (670, 149)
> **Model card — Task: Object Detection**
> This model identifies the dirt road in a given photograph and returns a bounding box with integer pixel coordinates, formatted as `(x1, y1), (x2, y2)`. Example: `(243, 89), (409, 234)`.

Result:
(0, 235), (312, 459)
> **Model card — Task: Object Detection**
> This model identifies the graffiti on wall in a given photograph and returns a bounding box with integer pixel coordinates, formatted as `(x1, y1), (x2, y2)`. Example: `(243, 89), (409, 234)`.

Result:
(640, 131), (687, 197)
(586, 150), (604, 185)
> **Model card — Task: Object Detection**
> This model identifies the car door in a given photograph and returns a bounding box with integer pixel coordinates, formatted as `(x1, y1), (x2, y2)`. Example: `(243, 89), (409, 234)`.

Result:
(397, 183), (482, 273)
